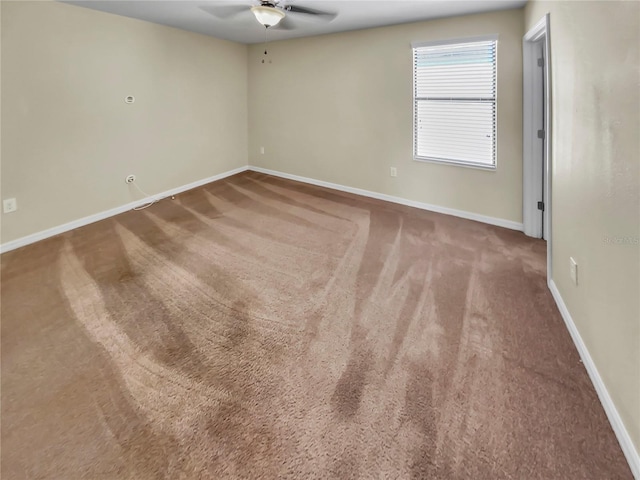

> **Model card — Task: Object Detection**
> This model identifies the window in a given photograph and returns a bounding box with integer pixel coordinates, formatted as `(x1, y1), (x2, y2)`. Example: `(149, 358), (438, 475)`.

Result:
(413, 36), (498, 169)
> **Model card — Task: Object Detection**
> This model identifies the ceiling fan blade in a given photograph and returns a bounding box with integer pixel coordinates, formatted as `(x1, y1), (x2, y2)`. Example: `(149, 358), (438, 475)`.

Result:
(272, 16), (296, 30)
(199, 4), (250, 19)
(284, 5), (336, 21)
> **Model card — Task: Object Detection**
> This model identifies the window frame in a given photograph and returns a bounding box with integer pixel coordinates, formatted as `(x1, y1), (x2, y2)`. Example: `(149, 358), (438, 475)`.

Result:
(412, 35), (499, 171)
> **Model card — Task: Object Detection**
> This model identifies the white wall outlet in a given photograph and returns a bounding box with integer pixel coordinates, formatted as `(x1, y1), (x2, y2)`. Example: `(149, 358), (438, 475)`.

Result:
(3, 198), (17, 213)
(260, 146), (265, 155)
(390, 167), (397, 177)
(569, 257), (578, 285)
(125, 175), (136, 184)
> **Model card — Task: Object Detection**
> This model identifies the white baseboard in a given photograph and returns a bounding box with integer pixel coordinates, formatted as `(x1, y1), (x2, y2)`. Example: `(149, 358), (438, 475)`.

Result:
(248, 166), (524, 232)
(549, 280), (640, 479)
(1, 164), (522, 254)
(0, 166), (249, 254)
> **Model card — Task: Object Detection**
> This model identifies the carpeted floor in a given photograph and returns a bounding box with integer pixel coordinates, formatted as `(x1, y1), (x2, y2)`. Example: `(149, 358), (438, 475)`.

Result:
(1, 171), (632, 479)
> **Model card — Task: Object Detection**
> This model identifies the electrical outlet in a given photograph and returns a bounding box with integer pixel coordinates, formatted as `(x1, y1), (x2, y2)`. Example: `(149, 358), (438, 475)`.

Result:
(390, 167), (397, 177)
(569, 257), (578, 285)
(125, 175), (136, 184)
(3, 198), (17, 213)
(260, 146), (265, 155)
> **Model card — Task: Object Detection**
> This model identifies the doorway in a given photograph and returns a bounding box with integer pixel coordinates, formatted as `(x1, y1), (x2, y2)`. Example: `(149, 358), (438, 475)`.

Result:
(523, 14), (551, 282)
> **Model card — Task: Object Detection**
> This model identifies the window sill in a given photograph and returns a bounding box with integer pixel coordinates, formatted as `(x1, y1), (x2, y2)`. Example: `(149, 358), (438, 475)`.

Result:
(413, 156), (497, 171)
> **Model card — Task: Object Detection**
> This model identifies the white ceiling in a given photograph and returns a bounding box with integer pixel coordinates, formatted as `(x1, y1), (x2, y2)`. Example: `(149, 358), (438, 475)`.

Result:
(62, 0), (526, 45)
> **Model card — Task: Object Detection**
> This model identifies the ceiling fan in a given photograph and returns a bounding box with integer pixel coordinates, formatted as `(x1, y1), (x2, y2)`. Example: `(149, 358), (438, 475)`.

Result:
(201, 1), (337, 30)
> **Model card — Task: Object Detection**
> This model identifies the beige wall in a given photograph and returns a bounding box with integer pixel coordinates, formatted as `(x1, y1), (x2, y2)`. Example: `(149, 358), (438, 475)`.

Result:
(248, 9), (524, 224)
(525, 0), (640, 454)
(1, 1), (248, 244)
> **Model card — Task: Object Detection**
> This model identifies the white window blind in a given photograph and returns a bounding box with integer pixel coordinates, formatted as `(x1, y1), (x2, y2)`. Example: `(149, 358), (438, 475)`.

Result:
(413, 37), (497, 169)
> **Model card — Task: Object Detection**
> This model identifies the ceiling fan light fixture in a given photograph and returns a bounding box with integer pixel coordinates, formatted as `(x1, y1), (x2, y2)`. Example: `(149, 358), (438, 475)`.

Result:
(251, 5), (285, 27)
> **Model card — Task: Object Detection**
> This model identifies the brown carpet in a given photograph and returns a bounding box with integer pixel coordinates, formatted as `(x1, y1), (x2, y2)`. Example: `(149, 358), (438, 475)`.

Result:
(1, 171), (631, 479)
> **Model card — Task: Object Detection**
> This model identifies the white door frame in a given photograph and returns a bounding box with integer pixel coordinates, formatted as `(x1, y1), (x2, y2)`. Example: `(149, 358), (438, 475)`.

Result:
(523, 14), (552, 283)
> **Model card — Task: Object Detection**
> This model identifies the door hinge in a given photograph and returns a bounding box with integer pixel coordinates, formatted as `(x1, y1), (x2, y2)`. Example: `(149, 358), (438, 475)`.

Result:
(537, 129), (545, 139)
(537, 201), (545, 211)
(537, 58), (544, 67)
